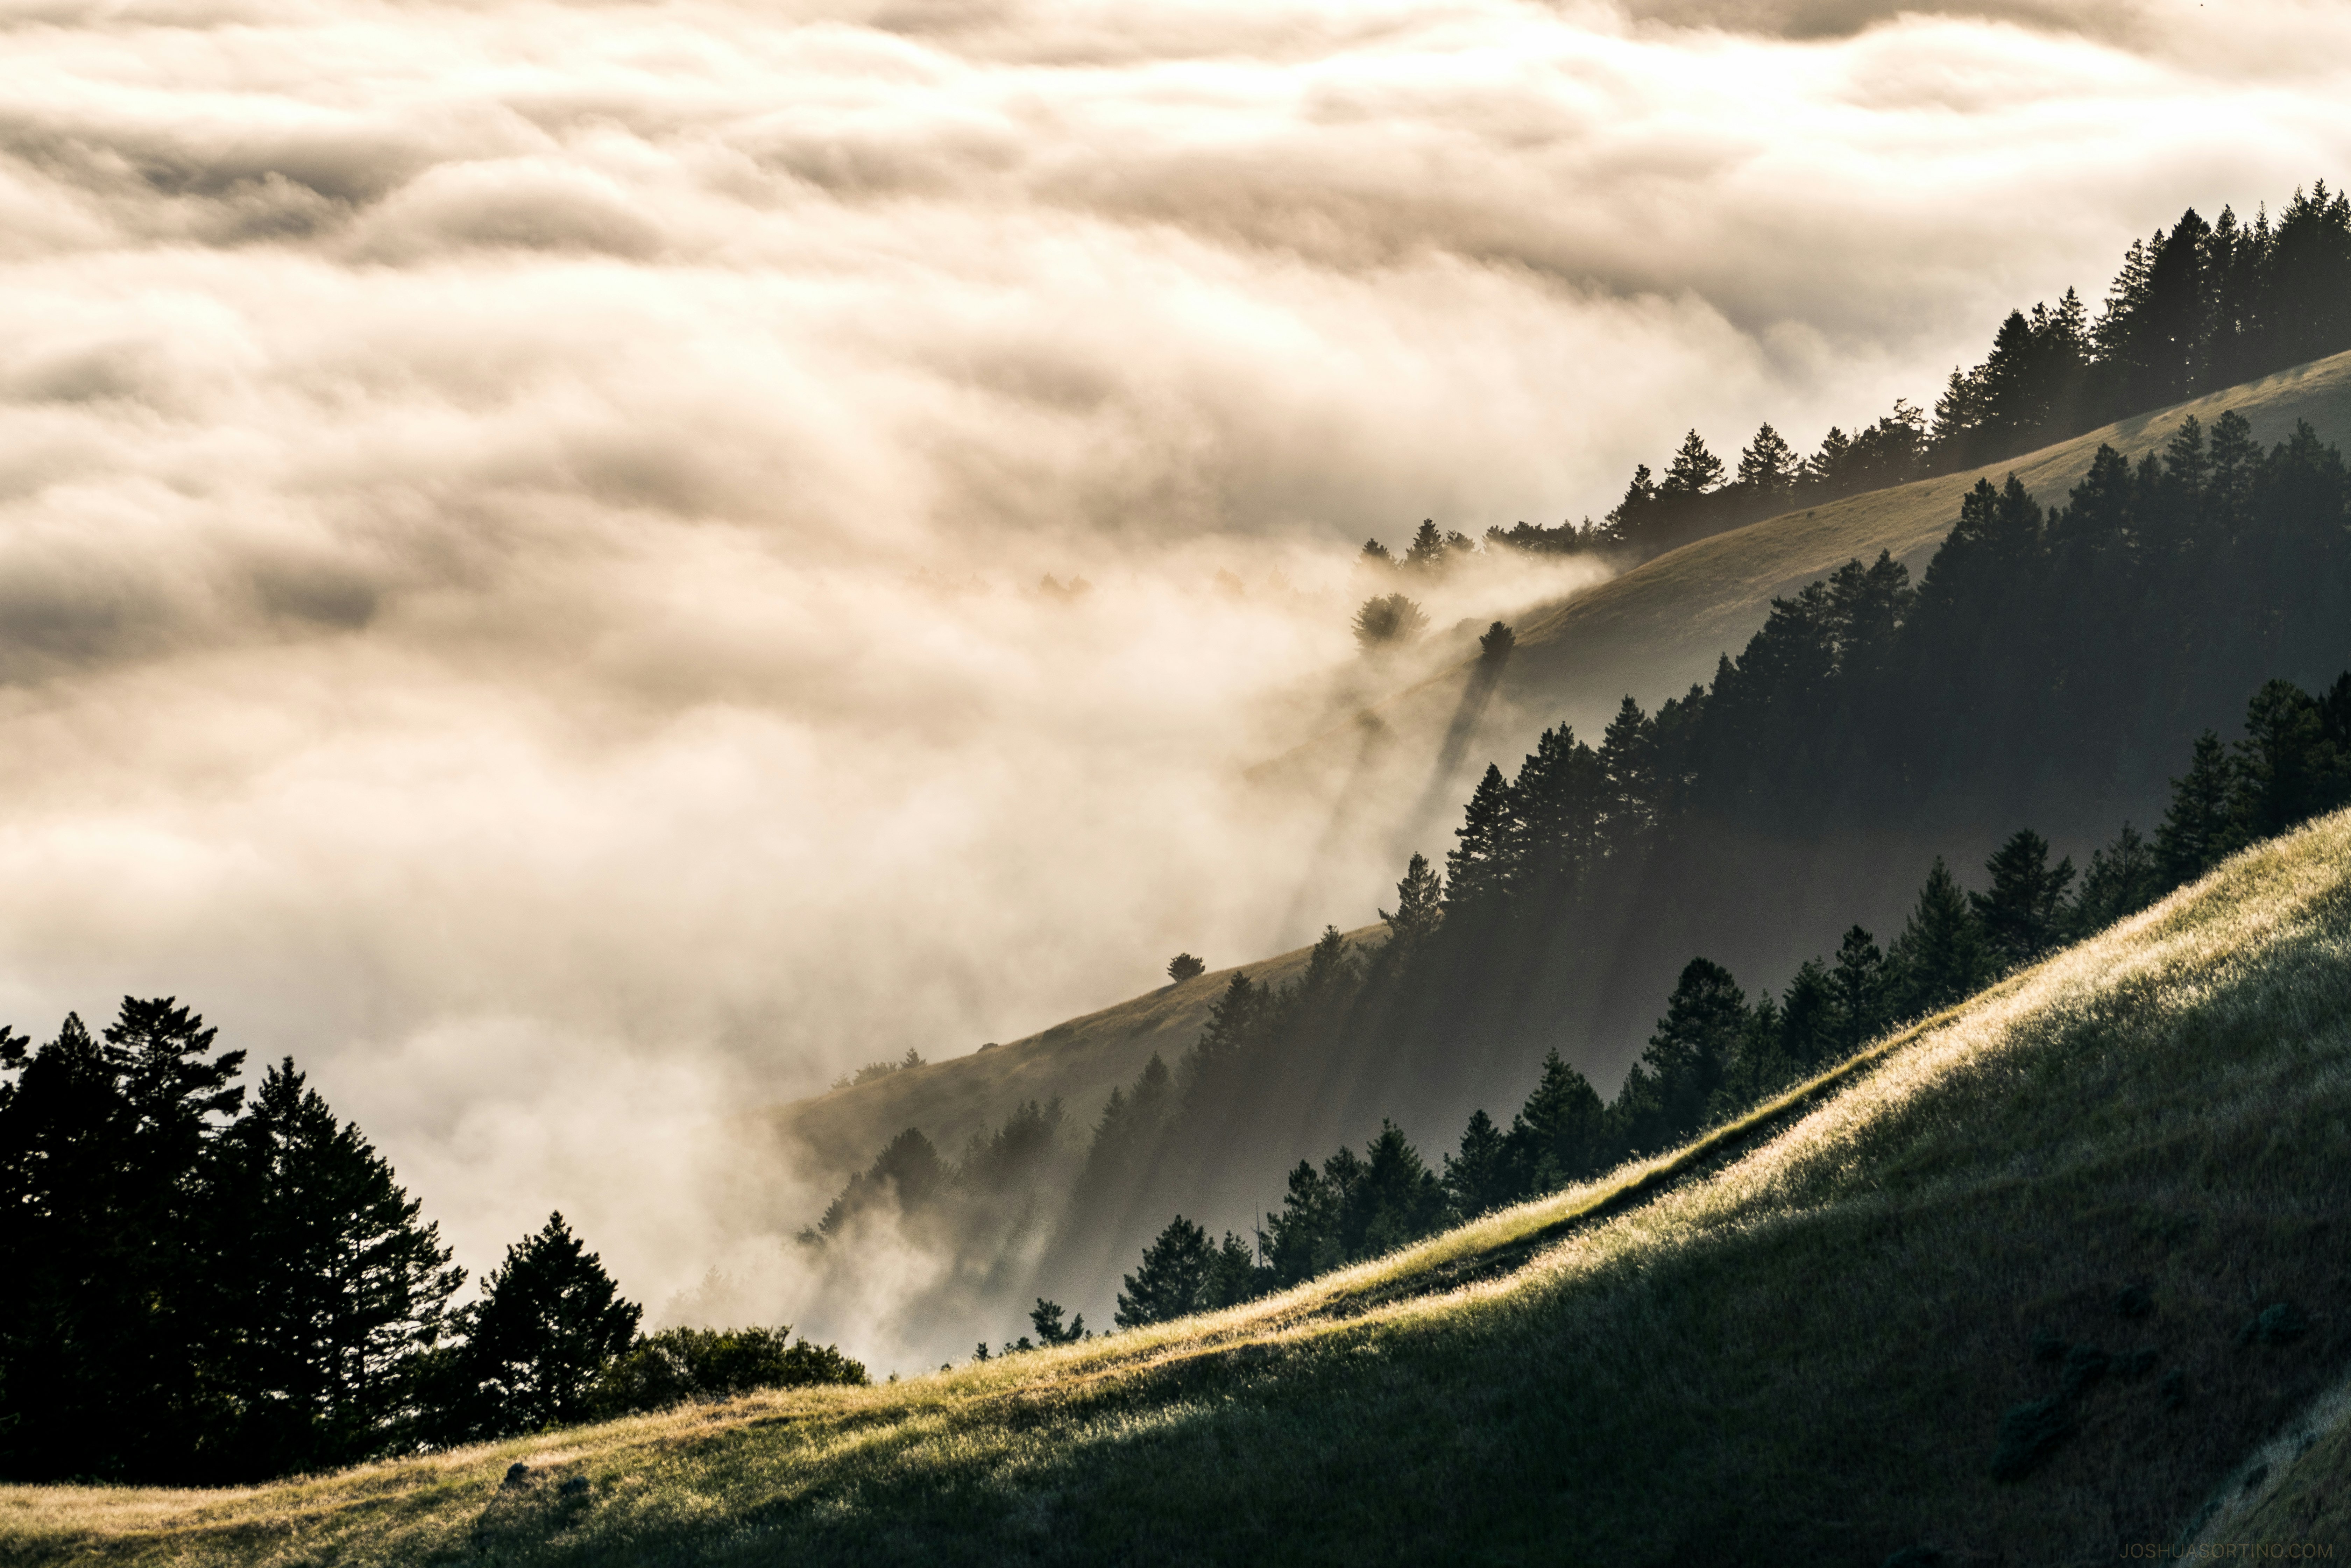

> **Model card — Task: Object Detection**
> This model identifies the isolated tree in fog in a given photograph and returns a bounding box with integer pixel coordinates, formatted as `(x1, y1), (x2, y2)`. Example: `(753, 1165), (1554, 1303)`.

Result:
(1352, 592), (1429, 652)
(1166, 952), (1206, 984)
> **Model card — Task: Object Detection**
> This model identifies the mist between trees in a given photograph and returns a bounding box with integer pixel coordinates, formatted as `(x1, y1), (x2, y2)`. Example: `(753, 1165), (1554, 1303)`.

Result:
(802, 400), (2351, 1356)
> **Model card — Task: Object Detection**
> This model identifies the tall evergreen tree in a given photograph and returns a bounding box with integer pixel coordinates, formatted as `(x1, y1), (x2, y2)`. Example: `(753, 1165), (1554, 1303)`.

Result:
(1619, 958), (1748, 1151)
(1445, 764), (1517, 909)
(1442, 1109), (1514, 1218)
(1888, 858), (1992, 1018)
(1828, 926), (1888, 1057)
(2155, 731), (2237, 887)
(0, 1000), (245, 1482)
(207, 1059), (465, 1477)
(1503, 1048), (1604, 1194)
(1114, 1215), (1213, 1328)
(2074, 822), (2164, 932)
(1971, 829), (2077, 970)
(431, 1213), (641, 1441)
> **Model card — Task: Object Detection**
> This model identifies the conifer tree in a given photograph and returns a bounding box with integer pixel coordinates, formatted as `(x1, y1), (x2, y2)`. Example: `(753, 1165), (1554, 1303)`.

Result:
(1776, 958), (1838, 1075)
(1350, 1121), (1447, 1256)
(1028, 1298), (1085, 1345)
(208, 1059), (465, 1476)
(1445, 764), (1517, 909)
(1379, 853), (1445, 962)
(1502, 1048), (1604, 1194)
(1971, 829), (2077, 970)
(1888, 858), (1992, 1018)
(2155, 732), (2237, 887)
(2074, 822), (2163, 931)
(1622, 958), (1748, 1151)
(432, 1213), (642, 1440)
(0, 1001), (245, 1482)
(1442, 1108), (1514, 1217)
(1114, 1215), (1213, 1328)
(1829, 926), (1888, 1057)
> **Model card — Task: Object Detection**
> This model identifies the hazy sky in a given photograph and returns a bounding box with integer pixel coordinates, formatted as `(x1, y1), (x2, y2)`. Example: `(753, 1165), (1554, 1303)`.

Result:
(5, 0), (2350, 1322)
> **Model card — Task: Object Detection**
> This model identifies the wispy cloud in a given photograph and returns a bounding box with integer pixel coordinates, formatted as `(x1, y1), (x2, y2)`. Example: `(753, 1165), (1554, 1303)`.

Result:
(2, 0), (2346, 1321)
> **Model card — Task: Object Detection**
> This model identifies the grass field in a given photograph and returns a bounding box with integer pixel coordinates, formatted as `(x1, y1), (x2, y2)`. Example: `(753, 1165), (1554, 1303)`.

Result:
(12, 808), (2350, 1566)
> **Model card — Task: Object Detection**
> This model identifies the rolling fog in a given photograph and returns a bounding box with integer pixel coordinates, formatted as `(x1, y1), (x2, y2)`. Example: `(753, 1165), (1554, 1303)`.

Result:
(5, 0), (2350, 1367)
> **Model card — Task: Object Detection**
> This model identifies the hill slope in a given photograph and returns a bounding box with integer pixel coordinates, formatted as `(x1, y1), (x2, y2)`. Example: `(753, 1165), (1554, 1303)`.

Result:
(762, 349), (2351, 1193)
(1263, 346), (2351, 796)
(757, 926), (1381, 1182)
(17, 808), (2350, 1566)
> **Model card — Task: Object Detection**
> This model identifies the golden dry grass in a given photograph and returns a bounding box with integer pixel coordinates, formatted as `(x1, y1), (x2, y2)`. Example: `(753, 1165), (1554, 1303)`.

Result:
(11, 811), (2351, 1565)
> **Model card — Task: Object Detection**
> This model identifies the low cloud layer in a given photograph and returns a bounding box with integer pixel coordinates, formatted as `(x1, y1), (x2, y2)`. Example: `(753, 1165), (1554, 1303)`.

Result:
(4, 0), (2349, 1351)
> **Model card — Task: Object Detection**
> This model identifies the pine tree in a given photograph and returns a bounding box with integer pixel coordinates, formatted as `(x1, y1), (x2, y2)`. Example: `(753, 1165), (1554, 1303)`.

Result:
(1349, 1121), (1447, 1256)
(1029, 1298), (1085, 1344)
(1199, 1230), (1267, 1310)
(2074, 822), (2164, 932)
(1735, 423), (1799, 510)
(1624, 958), (1749, 1151)
(1445, 764), (1517, 909)
(1662, 429), (1726, 496)
(0, 1000), (245, 1482)
(1971, 829), (2077, 970)
(2229, 677), (2343, 842)
(208, 1059), (465, 1477)
(2155, 731), (2236, 887)
(434, 1213), (642, 1440)
(1776, 958), (1837, 1075)
(1828, 925), (1887, 1057)
(1379, 853), (1445, 962)
(1351, 592), (1429, 651)
(1502, 1048), (1604, 1194)
(1114, 1215), (1212, 1328)
(1598, 697), (1657, 852)
(1442, 1108), (1514, 1217)
(1888, 858), (1992, 1018)
(1402, 519), (1450, 574)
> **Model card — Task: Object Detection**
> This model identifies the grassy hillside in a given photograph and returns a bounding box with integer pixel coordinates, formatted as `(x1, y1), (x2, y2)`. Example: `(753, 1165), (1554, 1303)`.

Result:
(765, 350), (2351, 1194)
(17, 808), (2350, 1566)
(1261, 346), (2351, 791)
(758, 927), (1381, 1181)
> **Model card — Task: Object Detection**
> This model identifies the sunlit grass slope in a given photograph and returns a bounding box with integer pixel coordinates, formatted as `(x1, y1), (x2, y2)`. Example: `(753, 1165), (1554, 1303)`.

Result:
(14, 811), (2351, 1566)
(759, 927), (1381, 1180)
(1263, 347), (2351, 786)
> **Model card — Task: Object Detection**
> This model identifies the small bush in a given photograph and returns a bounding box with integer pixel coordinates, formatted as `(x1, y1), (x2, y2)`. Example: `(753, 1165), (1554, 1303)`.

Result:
(2112, 1284), (2153, 1319)
(1167, 953), (1206, 984)
(588, 1327), (868, 1418)
(1989, 1396), (2074, 1481)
